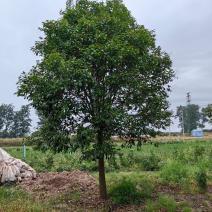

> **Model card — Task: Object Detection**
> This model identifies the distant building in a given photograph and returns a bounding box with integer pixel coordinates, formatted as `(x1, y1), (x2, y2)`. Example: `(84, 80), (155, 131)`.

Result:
(191, 129), (203, 137)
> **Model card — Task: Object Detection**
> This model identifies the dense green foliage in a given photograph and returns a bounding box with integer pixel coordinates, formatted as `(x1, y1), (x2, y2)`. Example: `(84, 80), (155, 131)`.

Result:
(16, 0), (174, 198)
(176, 104), (208, 133)
(16, 0), (174, 153)
(0, 104), (31, 138)
(4, 139), (212, 182)
(205, 103), (212, 124)
(108, 177), (142, 205)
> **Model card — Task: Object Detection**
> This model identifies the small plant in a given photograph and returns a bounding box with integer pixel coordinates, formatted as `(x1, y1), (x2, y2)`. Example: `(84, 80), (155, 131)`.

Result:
(108, 177), (142, 205)
(202, 201), (208, 206)
(183, 207), (192, 212)
(138, 179), (154, 199)
(146, 200), (160, 212)
(196, 168), (207, 191)
(69, 190), (81, 202)
(159, 196), (178, 212)
(180, 201), (189, 207)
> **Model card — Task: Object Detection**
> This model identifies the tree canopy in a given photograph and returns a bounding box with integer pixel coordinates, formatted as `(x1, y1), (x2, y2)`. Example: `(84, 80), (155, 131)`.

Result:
(205, 104), (212, 124)
(176, 104), (208, 133)
(0, 104), (31, 138)
(16, 0), (174, 198)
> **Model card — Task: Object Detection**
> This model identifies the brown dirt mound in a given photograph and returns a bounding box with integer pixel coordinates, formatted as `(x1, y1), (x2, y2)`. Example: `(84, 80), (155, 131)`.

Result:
(19, 170), (107, 211)
(20, 170), (97, 196)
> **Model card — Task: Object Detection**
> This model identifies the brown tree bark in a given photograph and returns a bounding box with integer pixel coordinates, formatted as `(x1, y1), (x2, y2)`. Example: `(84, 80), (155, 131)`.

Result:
(98, 157), (107, 199)
(98, 129), (107, 199)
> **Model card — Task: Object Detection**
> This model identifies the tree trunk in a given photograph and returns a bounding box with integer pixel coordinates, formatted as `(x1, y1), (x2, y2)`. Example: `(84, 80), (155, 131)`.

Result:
(98, 129), (107, 199)
(98, 157), (107, 199)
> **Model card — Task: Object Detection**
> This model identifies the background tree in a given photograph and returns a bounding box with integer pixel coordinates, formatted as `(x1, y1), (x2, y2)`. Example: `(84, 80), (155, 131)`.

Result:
(10, 105), (32, 138)
(0, 104), (14, 138)
(205, 104), (212, 124)
(16, 0), (174, 199)
(176, 104), (207, 133)
(199, 107), (209, 129)
(0, 104), (31, 138)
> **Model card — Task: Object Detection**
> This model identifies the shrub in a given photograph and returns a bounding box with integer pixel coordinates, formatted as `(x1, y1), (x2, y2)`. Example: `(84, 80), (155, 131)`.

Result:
(141, 151), (161, 171)
(194, 145), (205, 160)
(160, 162), (188, 183)
(196, 168), (207, 191)
(108, 177), (142, 205)
(159, 196), (178, 212)
(138, 179), (154, 199)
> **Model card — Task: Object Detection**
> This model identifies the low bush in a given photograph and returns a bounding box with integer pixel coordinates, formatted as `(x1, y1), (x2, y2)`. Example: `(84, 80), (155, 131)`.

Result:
(108, 177), (142, 205)
(160, 162), (188, 184)
(196, 168), (207, 191)
(159, 196), (178, 212)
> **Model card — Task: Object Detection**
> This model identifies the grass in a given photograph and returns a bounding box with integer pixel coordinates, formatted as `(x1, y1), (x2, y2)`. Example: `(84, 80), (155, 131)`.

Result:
(0, 186), (57, 212)
(146, 196), (178, 212)
(1, 138), (212, 211)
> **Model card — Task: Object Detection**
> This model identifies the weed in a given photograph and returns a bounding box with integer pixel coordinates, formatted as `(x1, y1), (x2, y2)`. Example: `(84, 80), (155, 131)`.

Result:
(180, 201), (189, 207)
(202, 201), (208, 206)
(69, 190), (81, 202)
(146, 200), (160, 212)
(194, 145), (205, 160)
(183, 207), (192, 212)
(137, 179), (154, 199)
(160, 162), (188, 184)
(159, 196), (178, 212)
(196, 168), (207, 191)
(108, 177), (142, 205)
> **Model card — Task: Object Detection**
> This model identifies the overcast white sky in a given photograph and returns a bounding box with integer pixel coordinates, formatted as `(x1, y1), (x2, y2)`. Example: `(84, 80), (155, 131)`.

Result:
(1, 0), (212, 132)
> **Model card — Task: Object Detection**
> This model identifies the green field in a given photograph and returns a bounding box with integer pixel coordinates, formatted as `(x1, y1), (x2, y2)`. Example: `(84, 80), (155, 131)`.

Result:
(1, 139), (212, 211)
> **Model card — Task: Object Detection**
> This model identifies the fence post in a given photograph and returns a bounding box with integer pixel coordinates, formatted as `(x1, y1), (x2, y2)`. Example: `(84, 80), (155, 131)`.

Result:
(178, 137), (180, 141)
(24, 142), (26, 157)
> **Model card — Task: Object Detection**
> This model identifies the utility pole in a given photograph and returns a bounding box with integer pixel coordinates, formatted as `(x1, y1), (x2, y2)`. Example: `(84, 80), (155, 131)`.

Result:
(182, 108), (185, 136)
(186, 92), (191, 105)
(169, 125), (171, 136)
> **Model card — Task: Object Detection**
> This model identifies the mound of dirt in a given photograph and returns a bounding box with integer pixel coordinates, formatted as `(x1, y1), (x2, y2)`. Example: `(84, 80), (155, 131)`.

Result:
(20, 170), (97, 196)
(19, 170), (107, 211)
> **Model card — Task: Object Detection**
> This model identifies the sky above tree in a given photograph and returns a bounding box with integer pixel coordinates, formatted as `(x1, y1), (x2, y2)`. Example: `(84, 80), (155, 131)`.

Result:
(1, 0), (212, 132)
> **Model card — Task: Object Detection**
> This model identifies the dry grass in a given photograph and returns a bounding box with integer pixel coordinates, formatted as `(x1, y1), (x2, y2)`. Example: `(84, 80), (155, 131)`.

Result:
(112, 134), (212, 142)
(0, 138), (24, 147)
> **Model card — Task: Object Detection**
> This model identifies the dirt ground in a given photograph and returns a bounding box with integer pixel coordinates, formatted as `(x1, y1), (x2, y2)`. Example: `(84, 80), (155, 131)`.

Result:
(19, 170), (212, 212)
(19, 170), (109, 211)
(19, 170), (143, 211)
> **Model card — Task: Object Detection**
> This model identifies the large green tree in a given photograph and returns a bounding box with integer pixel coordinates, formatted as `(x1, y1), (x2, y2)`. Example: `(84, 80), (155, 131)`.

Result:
(205, 104), (212, 124)
(0, 104), (31, 138)
(0, 104), (14, 138)
(176, 104), (208, 133)
(16, 0), (174, 199)
(10, 105), (32, 138)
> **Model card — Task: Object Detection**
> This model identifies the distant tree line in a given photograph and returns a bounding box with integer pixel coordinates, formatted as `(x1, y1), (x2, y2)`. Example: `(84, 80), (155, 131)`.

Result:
(176, 104), (209, 133)
(0, 104), (31, 138)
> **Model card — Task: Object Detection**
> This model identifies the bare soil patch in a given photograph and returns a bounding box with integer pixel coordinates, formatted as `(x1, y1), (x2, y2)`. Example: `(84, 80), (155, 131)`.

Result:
(19, 170), (107, 211)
